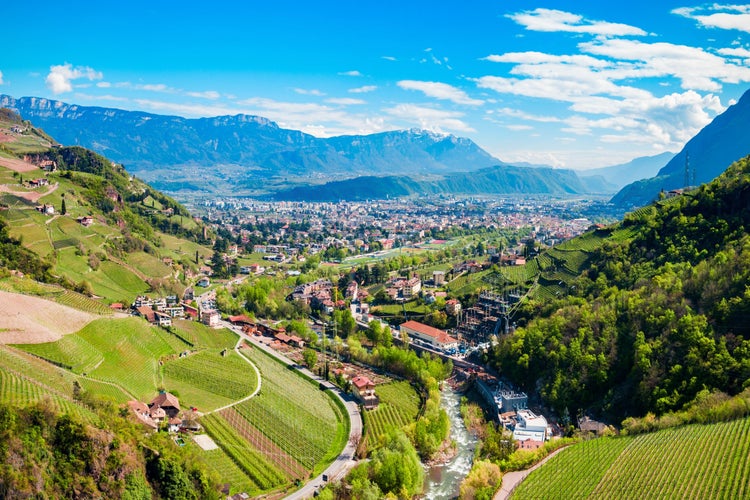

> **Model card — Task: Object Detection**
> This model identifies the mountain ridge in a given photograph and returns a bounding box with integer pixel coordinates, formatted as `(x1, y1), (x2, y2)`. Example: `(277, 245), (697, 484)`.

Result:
(0, 95), (502, 189)
(612, 88), (750, 207)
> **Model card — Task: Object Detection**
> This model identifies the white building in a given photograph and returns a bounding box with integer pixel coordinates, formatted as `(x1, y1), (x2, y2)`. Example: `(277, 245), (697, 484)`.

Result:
(513, 409), (548, 442)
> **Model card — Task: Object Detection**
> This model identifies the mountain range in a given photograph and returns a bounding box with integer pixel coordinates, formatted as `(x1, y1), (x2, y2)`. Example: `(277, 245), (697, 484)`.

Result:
(1, 95), (625, 200)
(5, 91), (749, 206)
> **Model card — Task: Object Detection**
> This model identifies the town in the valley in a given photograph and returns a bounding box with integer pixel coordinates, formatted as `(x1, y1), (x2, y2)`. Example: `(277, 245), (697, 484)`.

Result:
(124, 194), (614, 455)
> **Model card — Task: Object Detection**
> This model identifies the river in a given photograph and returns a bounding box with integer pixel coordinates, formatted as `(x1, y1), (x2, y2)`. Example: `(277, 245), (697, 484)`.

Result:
(423, 386), (478, 499)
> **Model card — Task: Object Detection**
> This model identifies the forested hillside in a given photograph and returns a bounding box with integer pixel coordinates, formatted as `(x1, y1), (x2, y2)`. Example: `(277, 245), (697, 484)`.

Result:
(490, 156), (750, 421)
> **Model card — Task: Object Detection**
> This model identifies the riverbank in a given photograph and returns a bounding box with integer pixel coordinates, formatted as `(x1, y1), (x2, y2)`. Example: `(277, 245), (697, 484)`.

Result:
(423, 386), (478, 499)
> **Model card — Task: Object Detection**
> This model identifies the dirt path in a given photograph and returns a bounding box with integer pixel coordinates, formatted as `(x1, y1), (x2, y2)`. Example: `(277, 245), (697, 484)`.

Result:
(0, 182), (59, 203)
(494, 446), (569, 500)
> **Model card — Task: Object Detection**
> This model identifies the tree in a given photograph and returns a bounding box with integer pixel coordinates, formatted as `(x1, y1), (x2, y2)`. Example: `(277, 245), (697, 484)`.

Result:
(302, 348), (318, 370)
(61, 196), (67, 215)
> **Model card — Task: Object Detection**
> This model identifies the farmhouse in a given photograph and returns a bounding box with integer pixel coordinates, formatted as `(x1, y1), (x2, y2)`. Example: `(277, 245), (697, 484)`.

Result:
(136, 306), (156, 324)
(76, 216), (94, 227)
(400, 320), (458, 351)
(127, 400), (158, 430)
(351, 375), (379, 410)
(149, 391), (181, 418)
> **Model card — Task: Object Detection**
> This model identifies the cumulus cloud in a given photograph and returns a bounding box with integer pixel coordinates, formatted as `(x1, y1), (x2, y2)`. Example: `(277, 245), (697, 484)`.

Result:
(96, 81), (111, 88)
(673, 5), (750, 33)
(0, 71), (3, 85)
(507, 8), (646, 36)
(384, 104), (474, 133)
(718, 47), (750, 58)
(349, 85), (377, 93)
(338, 70), (362, 77)
(397, 80), (484, 106)
(45, 63), (103, 94)
(579, 38), (750, 91)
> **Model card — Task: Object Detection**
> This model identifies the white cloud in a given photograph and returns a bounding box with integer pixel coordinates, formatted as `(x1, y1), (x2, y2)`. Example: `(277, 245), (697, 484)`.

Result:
(673, 5), (750, 33)
(384, 104), (474, 133)
(338, 70), (362, 77)
(45, 63), (103, 94)
(579, 38), (750, 91)
(0, 71), (3, 85)
(293, 88), (325, 96)
(325, 97), (366, 105)
(349, 85), (377, 93)
(397, 80), (483, 106)
(506, 124), (533, 131)
(495, 108), (562, 123)
(96, 81), (111, 88)
(235, 97), (389, 136)
(718, 47), (750, 57)
(186, 90), (221, 100)
(507, 8), (646, 36)
(74, 93), (128, 102)
(137, 83), (170, 92)
(382, 56), (397, 61)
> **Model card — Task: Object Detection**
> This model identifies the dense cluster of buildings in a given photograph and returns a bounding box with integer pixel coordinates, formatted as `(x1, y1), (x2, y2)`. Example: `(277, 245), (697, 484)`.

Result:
(194, 196), (606, 262)
(126, 292), (219, 328)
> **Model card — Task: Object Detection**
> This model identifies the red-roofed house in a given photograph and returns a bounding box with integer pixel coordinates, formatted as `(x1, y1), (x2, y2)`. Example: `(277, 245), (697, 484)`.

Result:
(351, 375), (379, 410)
(149, 391), (181, 418)
(127, 400), (159, 430)
(136, 305), (156, 324)
(400, 320), (458, 351)
(228, 314), (254, 326)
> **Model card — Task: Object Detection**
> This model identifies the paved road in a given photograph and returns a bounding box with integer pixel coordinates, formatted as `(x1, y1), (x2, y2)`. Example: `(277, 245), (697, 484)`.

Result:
(222, 322), (363, 499)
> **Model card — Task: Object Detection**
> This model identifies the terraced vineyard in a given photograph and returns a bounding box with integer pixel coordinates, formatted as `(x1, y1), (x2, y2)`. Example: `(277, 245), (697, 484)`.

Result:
(14, 317), (189, 400)
(162, 349), (257, 411)
(235, 346), (347, 473)
(364, 380), (421, 442)
(172, 320), (238, 349)
(195, 445), (258, 495)
(0, 346), (98, 422)
(512, 417), (750, 499)
(201, 412), (288, 493)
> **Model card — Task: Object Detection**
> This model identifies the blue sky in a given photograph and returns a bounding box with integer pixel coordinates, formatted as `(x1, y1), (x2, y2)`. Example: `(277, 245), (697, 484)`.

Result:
(2, 1), (750, 169)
